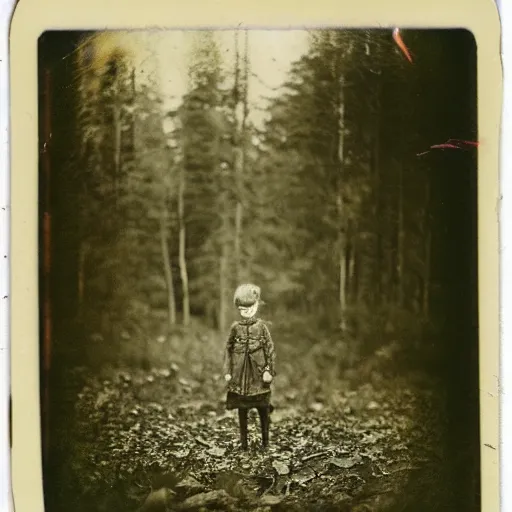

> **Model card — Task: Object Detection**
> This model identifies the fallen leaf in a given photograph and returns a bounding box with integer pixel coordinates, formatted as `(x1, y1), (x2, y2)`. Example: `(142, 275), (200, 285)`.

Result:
(292, 466), (316, 485)
(207, 446), (226, 457)
(260, 494), (283, 506)
(176, 475), (205, 495)
(329, 455), (362, 469)
(309, 402), (324, 412)
(272, 460), (290, 476)
(172, 449), (190, 459)
(195, 436), (213, 448)
(140, 487), (175, 512)
(302, 451), (330, 462)
(176, 490), (235, 511)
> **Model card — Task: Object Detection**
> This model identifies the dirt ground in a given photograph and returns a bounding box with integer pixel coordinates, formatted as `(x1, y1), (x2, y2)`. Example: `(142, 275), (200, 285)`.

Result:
(45, 327), (450, 512)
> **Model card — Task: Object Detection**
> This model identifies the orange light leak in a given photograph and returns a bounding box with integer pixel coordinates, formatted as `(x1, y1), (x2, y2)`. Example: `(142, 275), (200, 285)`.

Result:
(417, 139), (480, 157)
(392, 28), (413, 64)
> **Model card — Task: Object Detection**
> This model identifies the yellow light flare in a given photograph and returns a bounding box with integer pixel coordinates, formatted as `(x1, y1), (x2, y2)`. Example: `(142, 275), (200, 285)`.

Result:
(72, 29), (309, 126)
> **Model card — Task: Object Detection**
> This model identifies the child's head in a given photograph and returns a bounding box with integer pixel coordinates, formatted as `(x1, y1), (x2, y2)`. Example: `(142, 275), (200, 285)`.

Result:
(234, 283), (261, 319)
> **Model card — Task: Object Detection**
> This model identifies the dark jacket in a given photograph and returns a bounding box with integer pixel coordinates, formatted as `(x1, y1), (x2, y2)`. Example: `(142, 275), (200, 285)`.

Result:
(224, 317), (276, 396)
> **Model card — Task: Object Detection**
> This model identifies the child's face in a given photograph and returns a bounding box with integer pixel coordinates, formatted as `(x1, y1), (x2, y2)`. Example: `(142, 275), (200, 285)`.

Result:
(238, 302), (258, 319)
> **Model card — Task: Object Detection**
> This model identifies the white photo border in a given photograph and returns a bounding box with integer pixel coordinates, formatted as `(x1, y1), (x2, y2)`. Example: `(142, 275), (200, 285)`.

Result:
(5, 0), (503, 511)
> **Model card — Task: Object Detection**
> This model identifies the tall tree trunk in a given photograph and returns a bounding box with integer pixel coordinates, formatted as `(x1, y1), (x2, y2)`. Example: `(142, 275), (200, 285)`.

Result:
(218, 174), (229, 332)
(130, 67), (136, 151)
(178, 161), (190, 326)
(233, 31), (241, 283)
(422, 179), (431, 317)
(77, 242), (86, 314)
(349, 230), (357, 302)
(219, 240), (228, 333)
(374, 75), (383, 305)
(233, 30), (249, 284)
(233, 146), (243, 284)
(397, 160), (405, 307)
(218, 122), (230, 333)
(160, 198), (176, 330)
(337, 73), (347, 331)
(386, 196), (396, 300)
(113, 95), (121, 205)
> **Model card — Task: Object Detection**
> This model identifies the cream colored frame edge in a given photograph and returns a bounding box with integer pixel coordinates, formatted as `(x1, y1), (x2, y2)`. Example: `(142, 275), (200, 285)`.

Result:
(9, 0), (502, 510)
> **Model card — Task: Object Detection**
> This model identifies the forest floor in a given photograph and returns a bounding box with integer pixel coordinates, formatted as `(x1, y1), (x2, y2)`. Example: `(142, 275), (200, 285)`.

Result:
(49, 321), (450, 512)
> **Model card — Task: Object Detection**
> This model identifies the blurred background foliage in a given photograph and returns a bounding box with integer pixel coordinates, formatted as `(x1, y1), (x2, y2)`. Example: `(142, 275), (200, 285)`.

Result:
(38, 28), (480, 511)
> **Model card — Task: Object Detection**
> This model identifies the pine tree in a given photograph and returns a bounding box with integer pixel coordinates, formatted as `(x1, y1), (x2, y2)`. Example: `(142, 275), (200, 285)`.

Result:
(180, 31), (232, 330)
(74, 35), (175, 338)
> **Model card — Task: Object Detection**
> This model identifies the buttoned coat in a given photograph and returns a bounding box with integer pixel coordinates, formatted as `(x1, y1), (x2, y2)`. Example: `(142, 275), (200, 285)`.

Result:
(224, 317), (276, 397)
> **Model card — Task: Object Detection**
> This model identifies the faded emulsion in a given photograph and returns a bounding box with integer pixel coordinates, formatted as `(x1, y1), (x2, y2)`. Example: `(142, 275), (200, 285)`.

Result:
(38, 28), (479, 512)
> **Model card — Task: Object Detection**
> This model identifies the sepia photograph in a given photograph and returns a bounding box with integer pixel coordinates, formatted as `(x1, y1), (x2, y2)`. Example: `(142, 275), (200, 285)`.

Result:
(36, 27), (482, 511)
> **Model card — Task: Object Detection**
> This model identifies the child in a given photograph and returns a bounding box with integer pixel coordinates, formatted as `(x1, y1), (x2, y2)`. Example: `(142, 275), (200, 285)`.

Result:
(224, 284), (276, 450)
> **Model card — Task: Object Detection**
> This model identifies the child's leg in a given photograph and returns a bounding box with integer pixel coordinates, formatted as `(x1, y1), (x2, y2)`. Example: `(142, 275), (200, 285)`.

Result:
(257, 407), (270, 448)
(238, 408), (249, 449)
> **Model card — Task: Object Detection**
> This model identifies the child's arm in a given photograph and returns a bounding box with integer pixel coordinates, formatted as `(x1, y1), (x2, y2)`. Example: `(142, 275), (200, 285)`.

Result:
(261, 324), (276, 377)
(223, 323), (237, 379)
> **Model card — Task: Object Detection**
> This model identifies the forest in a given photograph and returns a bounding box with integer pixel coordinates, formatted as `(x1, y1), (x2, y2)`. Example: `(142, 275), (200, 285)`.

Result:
(38, 29), (480, 512)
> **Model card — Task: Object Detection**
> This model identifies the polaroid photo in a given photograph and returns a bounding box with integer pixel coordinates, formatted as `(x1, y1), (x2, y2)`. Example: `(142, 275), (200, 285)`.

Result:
(9, 0), (502, 510)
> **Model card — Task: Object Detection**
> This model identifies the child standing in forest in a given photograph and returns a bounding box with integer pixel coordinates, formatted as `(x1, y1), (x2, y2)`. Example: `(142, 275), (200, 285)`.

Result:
(224, 284), (276, 450)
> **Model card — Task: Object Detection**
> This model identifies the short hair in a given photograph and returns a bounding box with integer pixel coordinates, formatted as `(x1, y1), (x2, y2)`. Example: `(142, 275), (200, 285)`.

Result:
(233, 283), (261, 307)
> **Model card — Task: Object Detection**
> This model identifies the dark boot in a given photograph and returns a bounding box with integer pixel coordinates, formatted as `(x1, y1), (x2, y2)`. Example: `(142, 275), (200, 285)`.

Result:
(257, 407), (270, 449)
(238, 408), (249, 450)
